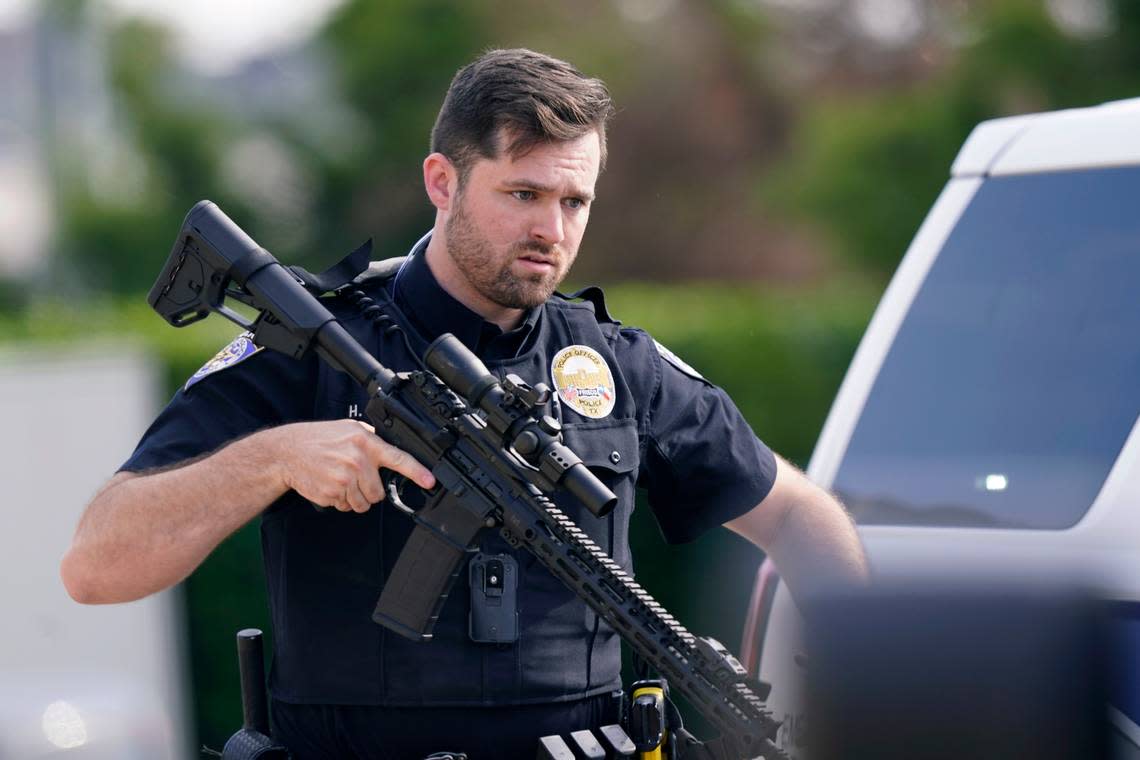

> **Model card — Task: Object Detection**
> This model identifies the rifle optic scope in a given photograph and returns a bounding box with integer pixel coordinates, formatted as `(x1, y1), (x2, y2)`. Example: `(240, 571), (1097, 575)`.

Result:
(425, 334), (617, 519)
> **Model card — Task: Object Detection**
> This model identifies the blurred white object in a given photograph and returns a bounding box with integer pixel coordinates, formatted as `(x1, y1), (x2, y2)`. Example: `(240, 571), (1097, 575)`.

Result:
(0, 347), (189, 758)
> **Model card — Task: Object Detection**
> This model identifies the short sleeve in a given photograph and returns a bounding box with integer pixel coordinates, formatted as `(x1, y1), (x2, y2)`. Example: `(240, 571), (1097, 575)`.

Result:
(629, 333), (777, 544)
(120, 339), (320, 473)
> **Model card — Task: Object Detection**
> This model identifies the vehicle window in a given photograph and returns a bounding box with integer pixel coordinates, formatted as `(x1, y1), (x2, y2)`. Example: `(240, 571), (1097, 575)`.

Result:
(835, 167), (1140, 529)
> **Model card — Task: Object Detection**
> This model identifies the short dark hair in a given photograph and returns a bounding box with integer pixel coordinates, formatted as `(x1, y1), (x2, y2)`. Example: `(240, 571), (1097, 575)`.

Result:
(431, 48), (615, 180)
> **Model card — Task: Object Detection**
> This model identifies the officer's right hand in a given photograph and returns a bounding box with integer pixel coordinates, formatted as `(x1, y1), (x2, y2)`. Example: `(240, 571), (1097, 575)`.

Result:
(269, 420), (435, 513)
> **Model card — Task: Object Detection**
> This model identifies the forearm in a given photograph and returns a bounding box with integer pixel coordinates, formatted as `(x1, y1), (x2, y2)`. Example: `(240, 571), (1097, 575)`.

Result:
(61, 428), (288, 604)
(759, 490), (868, 604)
(727, 455), (869, 604)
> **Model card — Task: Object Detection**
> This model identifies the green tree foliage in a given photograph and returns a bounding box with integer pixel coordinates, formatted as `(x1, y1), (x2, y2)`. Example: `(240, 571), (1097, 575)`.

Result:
(312, 1), (487, 257)
(767, 0), (1140, 277)
(53, 15), (269, 297)
(55, 22), (210, 294)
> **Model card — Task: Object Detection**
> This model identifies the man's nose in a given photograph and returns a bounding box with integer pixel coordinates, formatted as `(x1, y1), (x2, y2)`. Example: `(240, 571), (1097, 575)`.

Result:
(529, 202), (565, 245)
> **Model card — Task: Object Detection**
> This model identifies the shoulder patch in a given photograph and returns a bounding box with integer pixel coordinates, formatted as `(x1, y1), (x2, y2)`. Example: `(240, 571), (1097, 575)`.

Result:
(185, 332), (263, 390)
(653, 339), (706, 381)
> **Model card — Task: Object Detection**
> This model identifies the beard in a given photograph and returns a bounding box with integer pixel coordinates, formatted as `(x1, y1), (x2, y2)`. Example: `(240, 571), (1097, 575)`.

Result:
(444, 196), (572, 310)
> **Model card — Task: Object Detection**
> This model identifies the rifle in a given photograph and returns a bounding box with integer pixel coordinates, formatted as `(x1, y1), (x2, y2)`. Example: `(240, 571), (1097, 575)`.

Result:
(149, 201), (788, 760)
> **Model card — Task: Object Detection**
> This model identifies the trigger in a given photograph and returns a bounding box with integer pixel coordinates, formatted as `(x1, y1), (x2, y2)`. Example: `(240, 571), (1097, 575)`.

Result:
(384, 474), (415, 516)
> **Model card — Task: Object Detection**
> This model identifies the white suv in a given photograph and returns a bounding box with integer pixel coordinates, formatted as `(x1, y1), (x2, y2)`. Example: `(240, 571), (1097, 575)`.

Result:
(746, 97), (1140, 757)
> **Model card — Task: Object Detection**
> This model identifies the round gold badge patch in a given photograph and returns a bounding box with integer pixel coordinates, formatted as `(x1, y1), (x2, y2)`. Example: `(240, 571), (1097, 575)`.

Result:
(550, 345), (616, 419)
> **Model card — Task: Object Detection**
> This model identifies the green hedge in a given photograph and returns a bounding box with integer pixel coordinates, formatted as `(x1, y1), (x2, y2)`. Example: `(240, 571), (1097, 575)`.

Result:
(3, 279), (878, 747)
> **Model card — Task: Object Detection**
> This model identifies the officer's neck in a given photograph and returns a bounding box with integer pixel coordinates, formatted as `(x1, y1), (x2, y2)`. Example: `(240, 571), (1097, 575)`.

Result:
(424, 235), (526, 333)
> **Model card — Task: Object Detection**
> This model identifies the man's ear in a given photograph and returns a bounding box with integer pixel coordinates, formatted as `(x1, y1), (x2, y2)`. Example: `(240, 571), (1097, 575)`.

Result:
(423, 152), (458, 211)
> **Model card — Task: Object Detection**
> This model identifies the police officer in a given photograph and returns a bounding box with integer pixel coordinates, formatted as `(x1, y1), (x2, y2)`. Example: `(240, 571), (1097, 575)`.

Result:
(62, 49), (868, 759)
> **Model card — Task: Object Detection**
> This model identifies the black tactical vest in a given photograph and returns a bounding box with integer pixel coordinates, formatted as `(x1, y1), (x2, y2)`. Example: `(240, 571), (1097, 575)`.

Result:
(262, 259), (640, 707)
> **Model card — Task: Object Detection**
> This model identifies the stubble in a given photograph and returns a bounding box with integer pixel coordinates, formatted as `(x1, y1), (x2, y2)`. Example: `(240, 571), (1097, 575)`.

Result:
(444, 196), (570, 310)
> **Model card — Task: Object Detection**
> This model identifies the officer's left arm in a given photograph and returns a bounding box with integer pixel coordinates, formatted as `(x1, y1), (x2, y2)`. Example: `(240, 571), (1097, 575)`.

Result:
(725, 454), (869, 603)
(624, 329), (869, 601)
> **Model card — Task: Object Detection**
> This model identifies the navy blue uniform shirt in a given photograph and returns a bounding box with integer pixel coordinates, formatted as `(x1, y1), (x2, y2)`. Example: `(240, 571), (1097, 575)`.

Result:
(121, 235), (777, 709)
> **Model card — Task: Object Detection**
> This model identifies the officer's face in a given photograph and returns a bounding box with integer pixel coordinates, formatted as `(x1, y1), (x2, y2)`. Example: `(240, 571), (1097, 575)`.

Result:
(443, 129), (600, 310)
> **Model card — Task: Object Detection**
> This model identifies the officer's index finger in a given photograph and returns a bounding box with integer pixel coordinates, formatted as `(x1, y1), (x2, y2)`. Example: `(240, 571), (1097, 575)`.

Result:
(366, 434), (435, 490)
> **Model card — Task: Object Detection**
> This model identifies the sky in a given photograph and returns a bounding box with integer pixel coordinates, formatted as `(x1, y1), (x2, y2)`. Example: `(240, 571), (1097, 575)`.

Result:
(0, 0), (347, 72)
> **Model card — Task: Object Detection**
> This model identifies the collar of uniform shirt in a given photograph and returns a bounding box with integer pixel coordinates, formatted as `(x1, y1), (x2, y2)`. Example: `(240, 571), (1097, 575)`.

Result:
(392, 236), (543, 361)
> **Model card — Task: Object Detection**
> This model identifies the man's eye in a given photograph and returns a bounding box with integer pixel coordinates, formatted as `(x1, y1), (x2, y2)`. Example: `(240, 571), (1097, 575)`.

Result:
(512, 190), (536, 201)
(564, 198), (584, 210)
